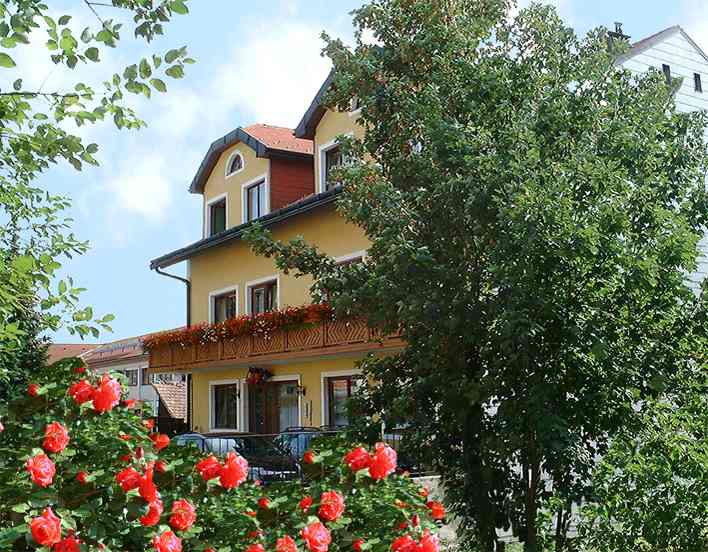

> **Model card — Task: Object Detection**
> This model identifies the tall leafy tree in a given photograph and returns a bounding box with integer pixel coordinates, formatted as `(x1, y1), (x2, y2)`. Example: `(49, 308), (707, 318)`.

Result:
(0, 0), (193, 388)
(245, 1), (708, 550)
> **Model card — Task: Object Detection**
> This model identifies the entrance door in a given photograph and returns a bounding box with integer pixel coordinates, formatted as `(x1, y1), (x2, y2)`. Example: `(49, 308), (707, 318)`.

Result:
(248, 380), (299, 434)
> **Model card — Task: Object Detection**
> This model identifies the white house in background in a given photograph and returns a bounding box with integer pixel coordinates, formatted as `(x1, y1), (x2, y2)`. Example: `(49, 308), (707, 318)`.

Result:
(616, 24), (708, 286)
(85, 335), (188, 426)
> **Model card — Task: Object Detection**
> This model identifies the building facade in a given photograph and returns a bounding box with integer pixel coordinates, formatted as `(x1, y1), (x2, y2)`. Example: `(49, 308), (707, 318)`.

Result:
(146, 24), (708, 438)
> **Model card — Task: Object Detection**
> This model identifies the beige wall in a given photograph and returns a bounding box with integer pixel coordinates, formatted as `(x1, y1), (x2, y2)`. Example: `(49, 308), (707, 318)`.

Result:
(189, 205), (370, 324)
(203, 142), (270, 235)
(191, 357), (362, 432)
(314, 109), (365, 193)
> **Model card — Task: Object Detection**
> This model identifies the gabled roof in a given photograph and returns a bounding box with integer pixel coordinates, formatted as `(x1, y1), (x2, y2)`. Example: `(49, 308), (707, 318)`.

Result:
(295, 70), (335, 139)
(616, 25), (708, 65)
(153, 382), (187, 420)
(189, 124), (313, 194)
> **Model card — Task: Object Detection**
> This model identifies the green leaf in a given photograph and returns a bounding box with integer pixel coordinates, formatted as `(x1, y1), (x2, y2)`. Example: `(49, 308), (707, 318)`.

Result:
(85, 47), (99, 62)
(13, 78), (22, 90)
(0, 52), (16, 68)
(150, 78), (167, 93)
(170, 0), (189, 15)
(165, 48), (181, 63)
(139, 58), (152, 79)
(165, 65), (184, 79)
(58, 15), (72, 25)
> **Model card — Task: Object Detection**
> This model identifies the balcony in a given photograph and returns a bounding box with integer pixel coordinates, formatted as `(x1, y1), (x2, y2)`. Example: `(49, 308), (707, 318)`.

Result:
(147, 316), (404, 373)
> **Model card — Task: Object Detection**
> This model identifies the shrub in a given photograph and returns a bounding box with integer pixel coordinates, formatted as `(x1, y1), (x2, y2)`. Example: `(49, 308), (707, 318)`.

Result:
(0, 358), (442, 551)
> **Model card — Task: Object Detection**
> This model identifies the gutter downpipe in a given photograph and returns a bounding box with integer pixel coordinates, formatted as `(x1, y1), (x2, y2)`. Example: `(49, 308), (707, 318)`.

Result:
(154, 266), (192, 431)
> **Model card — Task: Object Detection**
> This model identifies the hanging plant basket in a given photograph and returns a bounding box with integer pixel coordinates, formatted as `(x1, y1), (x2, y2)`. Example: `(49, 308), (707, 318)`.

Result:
(246, 367), (273, 386)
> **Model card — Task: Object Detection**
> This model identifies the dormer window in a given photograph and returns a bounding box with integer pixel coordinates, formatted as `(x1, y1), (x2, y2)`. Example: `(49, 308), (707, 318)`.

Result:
(207, 195), (227, 237)
(226, 152), (244, 177)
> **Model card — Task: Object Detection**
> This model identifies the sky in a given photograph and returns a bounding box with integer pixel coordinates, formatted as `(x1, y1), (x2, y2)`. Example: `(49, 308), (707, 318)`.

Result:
(32, 0), (707, 344)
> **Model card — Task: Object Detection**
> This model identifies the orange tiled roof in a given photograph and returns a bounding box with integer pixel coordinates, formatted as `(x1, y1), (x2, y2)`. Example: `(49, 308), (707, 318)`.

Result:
(243, 124), (314, 155)
(47, 344), (98, 365)
(153, 382), (187, 420)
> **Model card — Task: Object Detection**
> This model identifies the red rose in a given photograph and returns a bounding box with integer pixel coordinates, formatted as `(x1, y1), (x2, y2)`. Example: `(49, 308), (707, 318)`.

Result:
(68, 380), (94, 405)
(123, 399), (136, 408)
(26, 454), (55, 487)
(116, 467), (141, 491)
(153, 530), (182, 552)
(156, 460), (168, 473)
(196, 455), (221, 481)
(418, 486), (429, 498)
(258, 497), (270, 510)
(301, 522), (331, 552)
(54, 534), (82, 552)
(318, 490), (345, 522)
(247, 545), (265, 552)
(248, 530), (263, 540)
(411, 514), (420, 527)
(140, 498), (164, 527)
(169, 499), (196, 531)
(30, 507), (61, 547)
(419, 530), (439, 552)
(344, 446), (371, 472)
(276, 535), (298, 552)
(136, 447), (145, 460)
(246, 510), (257, 517)
(119, 434), (131, 441)
(43, 422), (70, 453)
(76, 471), (88, 484)
(205, 549), (215, 552)
(369, 442), (397, 480)
(28, 383), (40, 397)
(74, 365), (86, 374)
(92, 375), (121, 413)
(353, 540), (364, 552)
(299, 495), (313, 513)
(391, 535), (417, 552)
(426, 501), (445, 521)
(219, 451), (248, 489)
(120, 454), (132, 463)
(144, 418), (155, 430)
(303, 450), (315, 464)
(151, 433), (170, 451)
(139, 464), (159, 502)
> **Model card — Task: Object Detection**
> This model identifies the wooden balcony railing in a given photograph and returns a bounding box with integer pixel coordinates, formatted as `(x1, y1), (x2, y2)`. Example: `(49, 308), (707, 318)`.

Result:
(148, 318), (403, 372)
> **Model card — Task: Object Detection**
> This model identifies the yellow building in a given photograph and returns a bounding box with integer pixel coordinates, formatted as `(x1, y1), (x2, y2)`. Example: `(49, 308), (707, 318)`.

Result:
(147, 78), (402, 435)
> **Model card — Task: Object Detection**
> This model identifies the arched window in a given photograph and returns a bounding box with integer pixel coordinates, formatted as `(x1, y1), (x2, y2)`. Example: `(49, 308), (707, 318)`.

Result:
(226, 152), (244, 177)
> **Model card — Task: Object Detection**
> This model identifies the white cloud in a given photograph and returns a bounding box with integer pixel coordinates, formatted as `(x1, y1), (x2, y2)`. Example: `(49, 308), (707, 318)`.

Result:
(212, 22), (332, 128)
(105, 154), (172, 221)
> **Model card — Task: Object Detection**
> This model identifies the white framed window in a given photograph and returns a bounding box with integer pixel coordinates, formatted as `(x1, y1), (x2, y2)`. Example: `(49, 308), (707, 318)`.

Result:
(205, 193), (228, 237)
(225, 151), (245, 178)
(209, 379), (244, 432)
(318, 139), (342, 193)
(208, 285), (239, 323)
(245, 275), (279, 315)
(334, 250), (368, 267)
(241, 173), (270, 223)
(320, 369), (363, 427)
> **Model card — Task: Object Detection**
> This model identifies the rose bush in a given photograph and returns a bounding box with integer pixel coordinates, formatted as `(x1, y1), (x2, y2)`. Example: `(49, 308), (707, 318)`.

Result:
(0, 358), (443, 551)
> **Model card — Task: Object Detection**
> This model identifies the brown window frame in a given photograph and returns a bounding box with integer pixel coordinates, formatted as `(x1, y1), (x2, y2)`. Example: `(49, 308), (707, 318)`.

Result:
(211, 382), (240, 430)
(246, 179), (267, 222)
(208, 198), (227, 236)
(249, 280), (277, 316)
(212, 289), (238, 323)
(326, 375), (356, 427)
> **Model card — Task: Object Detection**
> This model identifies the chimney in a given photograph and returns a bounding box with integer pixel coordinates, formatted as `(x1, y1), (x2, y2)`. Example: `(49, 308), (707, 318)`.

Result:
(607, 22), (631, 52)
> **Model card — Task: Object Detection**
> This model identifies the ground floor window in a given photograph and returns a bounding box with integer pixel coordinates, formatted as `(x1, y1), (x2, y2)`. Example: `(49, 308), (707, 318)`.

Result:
(325, 374), (360, 427)
(211, 382), (240, 430)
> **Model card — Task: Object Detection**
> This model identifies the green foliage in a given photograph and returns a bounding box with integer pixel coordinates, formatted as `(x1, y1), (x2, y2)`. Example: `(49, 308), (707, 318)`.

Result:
(245, 1), (708, 550)
(0, 360), (442, 551)
(0, 0), (192, 381)
(578, 365), (708, 551)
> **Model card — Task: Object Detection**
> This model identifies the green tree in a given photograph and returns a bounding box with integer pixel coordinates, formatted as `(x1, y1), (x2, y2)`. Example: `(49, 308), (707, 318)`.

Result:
(0, 0), (193, 387)
(245, 1), (708, 550)
(579, 318), (708, 552)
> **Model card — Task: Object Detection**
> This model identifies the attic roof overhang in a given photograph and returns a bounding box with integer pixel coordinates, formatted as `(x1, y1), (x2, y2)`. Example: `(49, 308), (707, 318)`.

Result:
(189, 127), (313, 194)
(295, 70), (334, 140)
(150, 186), (343, 270)
(615, 25), (708, 66)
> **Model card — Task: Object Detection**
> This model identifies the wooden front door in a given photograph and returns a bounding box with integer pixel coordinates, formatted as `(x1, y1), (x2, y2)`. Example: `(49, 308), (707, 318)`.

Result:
(248, 380), (299, 434)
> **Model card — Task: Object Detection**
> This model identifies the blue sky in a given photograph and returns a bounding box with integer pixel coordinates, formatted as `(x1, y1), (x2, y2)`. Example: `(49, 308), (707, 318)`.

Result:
(41, 0), (707, 344)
